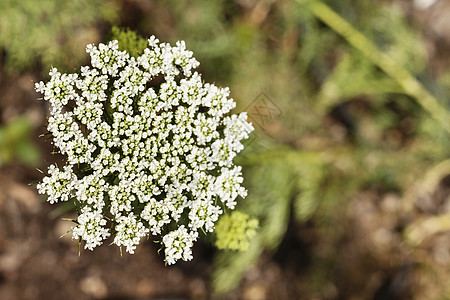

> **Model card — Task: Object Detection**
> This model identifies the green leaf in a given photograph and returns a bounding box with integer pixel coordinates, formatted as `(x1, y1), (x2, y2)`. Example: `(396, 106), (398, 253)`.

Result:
(293, 162), (325, 222)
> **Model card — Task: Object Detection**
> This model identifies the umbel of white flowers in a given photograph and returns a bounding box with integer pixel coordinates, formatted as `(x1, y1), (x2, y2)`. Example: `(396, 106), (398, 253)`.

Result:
(35, 36), (253, 264)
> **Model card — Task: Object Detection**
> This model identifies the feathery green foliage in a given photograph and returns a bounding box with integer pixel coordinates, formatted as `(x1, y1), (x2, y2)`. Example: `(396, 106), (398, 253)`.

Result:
(0, 0), (117, 72)
(188, 0), (450, 295)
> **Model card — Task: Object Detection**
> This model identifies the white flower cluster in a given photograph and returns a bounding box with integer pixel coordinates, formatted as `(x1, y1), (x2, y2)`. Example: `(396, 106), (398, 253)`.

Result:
(35, 37), (253, 264)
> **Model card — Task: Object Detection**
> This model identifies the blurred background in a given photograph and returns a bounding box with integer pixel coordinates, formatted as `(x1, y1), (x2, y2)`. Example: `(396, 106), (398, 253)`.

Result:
(1, 0), (450, 299)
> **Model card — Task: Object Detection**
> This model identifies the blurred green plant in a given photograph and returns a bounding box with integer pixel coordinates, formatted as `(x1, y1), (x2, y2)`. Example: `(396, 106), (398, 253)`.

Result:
(154, 0), (450, 295)
(309, 0), (450, 134)
(0, 116), (40, 166)
(0, 0), (117, 72)
(213, 146), (330, 293)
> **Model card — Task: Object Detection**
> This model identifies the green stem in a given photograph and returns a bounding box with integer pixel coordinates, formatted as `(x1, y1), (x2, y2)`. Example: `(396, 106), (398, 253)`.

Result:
(303, 0), (450, 134)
